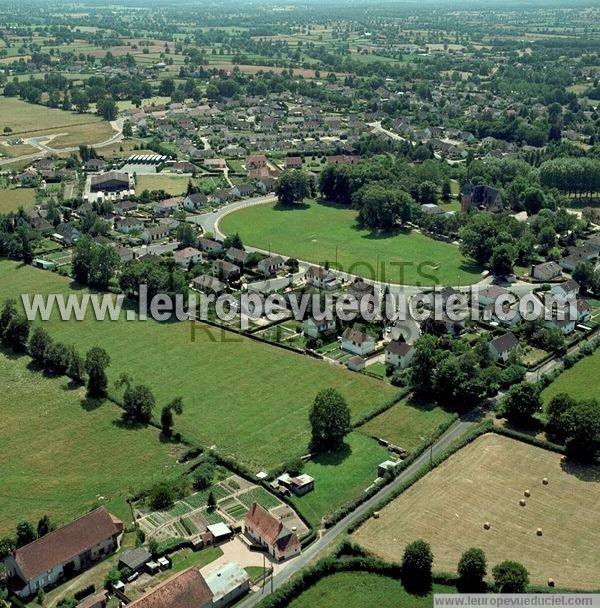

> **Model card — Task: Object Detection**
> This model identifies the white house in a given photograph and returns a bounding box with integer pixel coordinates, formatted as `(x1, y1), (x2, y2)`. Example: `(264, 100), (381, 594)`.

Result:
(341, 327), (376, 356)
(488, 332), (520, 362)
(115, 217), (144, 234)
(385, 341), (414, 369)
(173, 247), (203, 267)
(258, 255), (285, 276)
(304, 313), (336, 338)
(305, 265), (338, 290)
(183, 192), (208, 210)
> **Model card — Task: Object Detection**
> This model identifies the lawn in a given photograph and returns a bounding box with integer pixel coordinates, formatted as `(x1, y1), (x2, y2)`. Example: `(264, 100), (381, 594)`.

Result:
(287, 572), (454, 608)
(289, 433), (391, 527)
(0, 187), (37, 213)
(353, 433), (600, 590)
(541, 349), (600, 403)
(220, 199), (481, 286)
(0, 261), (397, 470)
(136, 174), (191, 195)
(359, 398), (455, 452)
(0, 351), (185, 535)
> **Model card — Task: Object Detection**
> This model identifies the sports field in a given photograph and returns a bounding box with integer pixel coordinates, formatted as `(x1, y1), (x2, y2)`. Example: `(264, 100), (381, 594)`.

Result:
(0, 352), (184, 535)
(353, 433), (600, 589)
(542, 349), (600, 403)
(0, 261), (397, 470)
(220, 200), (481, 286)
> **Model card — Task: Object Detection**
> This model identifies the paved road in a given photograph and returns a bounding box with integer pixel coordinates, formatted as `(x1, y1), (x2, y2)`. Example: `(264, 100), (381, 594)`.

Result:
(240, 414), (478, 607)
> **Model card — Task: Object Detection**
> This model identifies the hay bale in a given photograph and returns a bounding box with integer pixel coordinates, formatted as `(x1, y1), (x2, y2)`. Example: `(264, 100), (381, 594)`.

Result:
(483, 522), (491, 530)
(373, 511), (380, 519)
(524, 490), (531, 497)
(542, 478), (549, 485)
(537, 528), (543, 536)
(519, 499), (526, 506)
(548, 579), (555, 587)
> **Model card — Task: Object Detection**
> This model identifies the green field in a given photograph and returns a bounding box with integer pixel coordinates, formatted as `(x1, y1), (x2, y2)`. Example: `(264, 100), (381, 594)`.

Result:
(0, 261), (397, 470)
(220, 200), (481, 286)
(287, 572), (454, 608)
(136, 174), (191, 195)
(0, 351), (184, 535)
(542, 349), (600, 403)
(0, 187), (37, 213)
(290, 432), (391, 527)
(360, 398), (455, 452)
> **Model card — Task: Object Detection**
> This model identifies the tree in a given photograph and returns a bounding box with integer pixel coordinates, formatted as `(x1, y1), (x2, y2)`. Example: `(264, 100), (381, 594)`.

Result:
(176, 223), (196, 248)
(37, 515), (53, 537)
(492, 560), (529, 593)
(275, 170), (311, 206)
(148, 482), (176, 510)
(3, 314), (30, 352)
(309, 388), (351, 451)
(409, 335), (444, 399)
(193, 460), (215, 491)
(0, 299), (17, 337)
(123, 384), (155, 424)
(546, 393), (576, 440)
(401, 539), (433, 593)
(501, 382), (541, 425)
(96, 97), (118, 121)
(29, 326), (52, 365)
(85, 346), (110, 397)
(562, 399), (600, 463)
(16, 520), (37, 547)
(122, 120), (133, 138)
(160, 397), (183, 437)
(490, 243), (516, 277)
(66, 345), (86, 384)
(441, 179), (452, 202)
(457, 548), (487, 592)
(43, 341), (71, 375)
(522, 188), (546, 216)
(418, 181), (438, 205)
(207, 490), (217, 511)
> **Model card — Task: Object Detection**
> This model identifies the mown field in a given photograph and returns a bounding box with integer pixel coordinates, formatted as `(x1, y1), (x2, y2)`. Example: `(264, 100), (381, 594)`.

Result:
(287, 572), (454, 608)
(0, 351), (184, 535)
(0, 187), (37, 213)
(136, 174), (191, 195)
(542, 349), (600, 403)
(220, 200), (482, 286)
(353, 433), (600, 590)
(0, 261), (397, 470)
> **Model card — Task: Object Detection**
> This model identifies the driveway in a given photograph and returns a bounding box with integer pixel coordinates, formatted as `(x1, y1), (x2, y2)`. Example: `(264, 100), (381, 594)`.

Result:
(200, 537), (283, 576)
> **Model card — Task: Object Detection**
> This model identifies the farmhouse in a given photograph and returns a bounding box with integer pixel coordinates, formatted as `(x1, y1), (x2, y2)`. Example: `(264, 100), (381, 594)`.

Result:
(385, 341), (414, 369)
(341, 327), (376, 356)
(4, 508), (123, 598)
(174, 247), (203, 267)
(258, 255), (285, 276)
(488, 332), (520, 362)
(460, 183), (503, 213)
(531, 261), (562, 282)
(90, 171), (130, 193)
(244, 503), (300, 561)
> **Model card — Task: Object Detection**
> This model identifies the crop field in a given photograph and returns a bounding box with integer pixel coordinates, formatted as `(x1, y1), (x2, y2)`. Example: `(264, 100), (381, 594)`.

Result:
(353, 433), (600, 590)
(287, 572), (455, 608)
(220, 200), (482, 286)
(0, 261), (397, 470)
(0, 352), (185, 535)
(0, 187), (37, 213)
(542, 349), (600, 403)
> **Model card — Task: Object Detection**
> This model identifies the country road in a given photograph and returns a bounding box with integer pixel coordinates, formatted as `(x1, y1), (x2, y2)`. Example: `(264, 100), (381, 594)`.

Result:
(240, 413), (480, 607)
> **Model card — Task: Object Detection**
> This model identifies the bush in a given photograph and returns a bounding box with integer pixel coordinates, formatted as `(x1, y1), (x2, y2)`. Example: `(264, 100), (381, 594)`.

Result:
(401, 539), (433, 593)
(492, 560), (529, 593)
(457, 548), (487, 592)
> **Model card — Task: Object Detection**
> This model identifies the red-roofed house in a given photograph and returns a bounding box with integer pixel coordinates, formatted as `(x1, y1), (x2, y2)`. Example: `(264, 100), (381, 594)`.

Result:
(244, 503), (300, 561)
(4, 508), (123, 598)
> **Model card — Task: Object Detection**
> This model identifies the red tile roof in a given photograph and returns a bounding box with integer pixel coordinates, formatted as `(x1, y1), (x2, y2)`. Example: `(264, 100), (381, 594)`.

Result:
(244, 502), (297, 548)
(13, 508), (123, 581)
(127, 567), (213, 608)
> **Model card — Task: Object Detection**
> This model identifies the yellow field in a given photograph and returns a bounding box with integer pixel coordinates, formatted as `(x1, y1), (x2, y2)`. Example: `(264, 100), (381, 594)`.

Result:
(353, 433), (600, 590)
(136, 174), (190, 195)
(0, 187), (37, 213)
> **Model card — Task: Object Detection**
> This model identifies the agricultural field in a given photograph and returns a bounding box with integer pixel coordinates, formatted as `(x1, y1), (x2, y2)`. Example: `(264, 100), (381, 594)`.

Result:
(353, 433), (600, 590)
(359, 398), (455, 452)
(136, 174), (191, 195)
(0, 187), (37, 213)
(0, 261), (397, 470)
(0, 351), (185, 535)
(542, 349), (600, 403)
(220, 200), (482, 285)
(287, 572), (455, 608)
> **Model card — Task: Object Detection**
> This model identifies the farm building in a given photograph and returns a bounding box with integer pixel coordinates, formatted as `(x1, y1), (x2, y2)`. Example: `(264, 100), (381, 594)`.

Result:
(244, 502), (300, 561)
(90, 171), (131, 193)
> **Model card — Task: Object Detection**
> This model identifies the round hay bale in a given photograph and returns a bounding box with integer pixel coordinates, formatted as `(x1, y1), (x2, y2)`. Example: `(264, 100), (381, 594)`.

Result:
(542, 478), (549, 485)
(483, 522), (491, 530)
(524, 490), (531, 497)
(537, 528), (543, 536)
(373, 511), (380, 519)
(548, 579), (555, 587)
(519, 499), (526, 506)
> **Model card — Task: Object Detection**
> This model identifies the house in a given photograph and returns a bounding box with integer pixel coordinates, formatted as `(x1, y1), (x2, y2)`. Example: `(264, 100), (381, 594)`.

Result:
(346, 355), (366, 371)
(30, 215), (54, 235)
(488, 332), (520, 362)
(232, 184), (255, 198)
(531, 261), (562, 282)
(258, 255), (285, 276)
(303, 311), (336, 338)
(115, 217), (144, 234)
(54, 222), (81, 245)
(192, 274), (226, 295)
(210, 188), (233, 205)
(348, 278), (375, 300)
(275, 473), (315, 496)
(212, 259), (240, 281)
(198, 237), (223, 254)
(225, 247), (249, 266)
(4, 508), (123, 598)
(83, 159), (105, 172)
(420, 203), (444, 215)
(460, 183), (503, 213)
(341, 327), (376, 356)
(244, 503), (300, 561)
(113, 245), (135, 262)
(118, 547), (151, 574)
(126, 567), (213, 608)
(577, 298), (591, 322)
(476, 285), (510, 308)
(551, 279), (579, 299)
(205, 562), (250, 608)
(385, 341), (414, 369)
(285, 156), (303, 169)
(183, 192), (208, 210)
(154, 197), (182, 215)
(173, 247), (203, 267)
(90, 171), (130, 193)
(115, 200), (138, 214)
(257, 176), (277, 192)
(142, 226), (169, 243)
(246, 154), (268, 170)
(305, 266), (338, 289)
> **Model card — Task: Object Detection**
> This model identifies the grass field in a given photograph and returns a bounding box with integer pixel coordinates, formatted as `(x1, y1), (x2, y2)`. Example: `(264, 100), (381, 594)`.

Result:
(136, 174), (191, 195)
(0, 351), (185, 535)
(353, 433), (600, 590)
(542, 349), (600, 403)
(220, 200), (481, 286)
(0, 261), (397, 470)
(287, 572), (454, 608)
(359, 398), (455, 451)
(0, 187), (37, 213)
